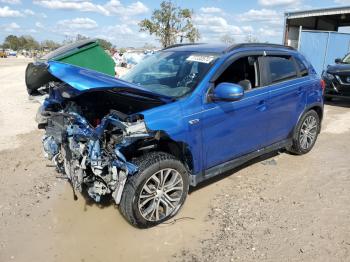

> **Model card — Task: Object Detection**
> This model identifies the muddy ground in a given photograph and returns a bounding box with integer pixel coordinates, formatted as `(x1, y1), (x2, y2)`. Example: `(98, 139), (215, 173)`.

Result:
(0, 58), (349, 262)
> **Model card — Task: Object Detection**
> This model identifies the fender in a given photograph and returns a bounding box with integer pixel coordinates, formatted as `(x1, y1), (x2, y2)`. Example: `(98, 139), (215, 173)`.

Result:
(142, 99), (202, 174)
(291, 101), (324, 137)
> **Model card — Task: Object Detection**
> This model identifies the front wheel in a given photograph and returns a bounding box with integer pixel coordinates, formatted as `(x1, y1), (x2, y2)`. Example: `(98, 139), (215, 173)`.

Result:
(289, 110), (320, 155)
(119, 152), (189, 228)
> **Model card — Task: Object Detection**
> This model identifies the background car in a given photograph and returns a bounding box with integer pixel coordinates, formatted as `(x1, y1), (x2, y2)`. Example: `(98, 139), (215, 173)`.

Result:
(322, 54), (350, 101)
(0, 49), (7, 58)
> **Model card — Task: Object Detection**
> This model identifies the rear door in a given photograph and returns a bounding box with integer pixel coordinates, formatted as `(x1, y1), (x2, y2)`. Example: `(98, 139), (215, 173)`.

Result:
(260, 54), (307, 145)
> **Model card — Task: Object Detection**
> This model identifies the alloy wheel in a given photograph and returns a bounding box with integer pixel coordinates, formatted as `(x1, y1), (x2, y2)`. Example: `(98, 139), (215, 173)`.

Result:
(299, 115), (318, 150)
(138, 168), (184, 222)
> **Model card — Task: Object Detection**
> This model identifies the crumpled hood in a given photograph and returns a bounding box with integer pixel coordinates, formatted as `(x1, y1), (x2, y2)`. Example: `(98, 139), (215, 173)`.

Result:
(326, 63), (350, 75)
(48, 61), (173, 102)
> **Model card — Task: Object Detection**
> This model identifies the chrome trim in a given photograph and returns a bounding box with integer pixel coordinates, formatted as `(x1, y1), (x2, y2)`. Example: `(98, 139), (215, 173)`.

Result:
(189, 119), (200, 125)
(335, 75), (350, 86)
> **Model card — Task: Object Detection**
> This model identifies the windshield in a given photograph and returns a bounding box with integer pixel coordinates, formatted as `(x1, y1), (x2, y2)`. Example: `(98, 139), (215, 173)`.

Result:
(343, 54), (350, 64)
(121, 51), (218, 98)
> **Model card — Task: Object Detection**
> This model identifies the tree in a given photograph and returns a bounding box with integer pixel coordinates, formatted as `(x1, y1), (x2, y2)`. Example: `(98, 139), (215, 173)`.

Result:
(76, 34), (88, 41)
(3, 35), (40, 50)
(62, 34), (88, 45)
(139, 1), (200, 47)
(143, 42), (157, 49)
(220, 34), (235, 45)
(97, 38), (113, 50)
(245, 34), (259, 43)
(119, 47), (127, 54)
(41, 40), (61, 50)
(3, 35), (20, 50)
(19, 35), (40, 50)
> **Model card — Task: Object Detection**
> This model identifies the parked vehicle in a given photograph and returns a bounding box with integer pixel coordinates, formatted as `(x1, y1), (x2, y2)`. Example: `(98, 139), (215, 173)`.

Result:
(31, 43), (324, 228)
(6, 49), (17, 56)
(322, 54), (350, 100)
(0, 49), (7, 58)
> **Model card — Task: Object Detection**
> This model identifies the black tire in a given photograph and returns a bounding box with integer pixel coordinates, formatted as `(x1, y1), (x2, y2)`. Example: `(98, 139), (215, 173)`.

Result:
(119, 151), (189, 228)
(289, 110), (320, 155)
(324, 96), (333, 102)
(27, 88), (36, 95)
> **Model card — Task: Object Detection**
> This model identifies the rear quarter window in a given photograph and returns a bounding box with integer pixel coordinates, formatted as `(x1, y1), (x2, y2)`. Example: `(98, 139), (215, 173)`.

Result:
(267, 56), (297, 84)
(295, 57), (309, 77)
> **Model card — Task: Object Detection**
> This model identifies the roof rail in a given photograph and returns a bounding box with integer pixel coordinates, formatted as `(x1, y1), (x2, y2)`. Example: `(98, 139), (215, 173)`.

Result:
(162, 43), (204, 50)
(225, 43), (295, 53)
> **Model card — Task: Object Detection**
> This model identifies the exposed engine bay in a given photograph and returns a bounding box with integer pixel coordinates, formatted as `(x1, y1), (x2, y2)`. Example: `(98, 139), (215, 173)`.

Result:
(39, 82), (162, 204)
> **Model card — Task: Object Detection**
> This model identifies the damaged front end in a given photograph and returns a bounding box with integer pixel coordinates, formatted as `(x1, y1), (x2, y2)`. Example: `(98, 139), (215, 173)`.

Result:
(42, 109), (148, 204)
(37, 61), (171, 204)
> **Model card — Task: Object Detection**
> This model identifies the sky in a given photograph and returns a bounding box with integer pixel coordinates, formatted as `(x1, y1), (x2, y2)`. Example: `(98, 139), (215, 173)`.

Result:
(1, 0), (350, 47)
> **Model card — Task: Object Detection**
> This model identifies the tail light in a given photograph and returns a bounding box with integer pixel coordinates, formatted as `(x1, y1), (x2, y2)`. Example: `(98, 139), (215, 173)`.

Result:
(320, 79), (326, 95)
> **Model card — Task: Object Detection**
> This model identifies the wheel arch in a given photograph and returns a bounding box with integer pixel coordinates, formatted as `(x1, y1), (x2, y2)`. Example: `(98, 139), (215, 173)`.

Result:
(127, 130), (194, 175)
(157, 137), (194, 173)
(309, 105), (323, 122)
(290, 102), (323, 139)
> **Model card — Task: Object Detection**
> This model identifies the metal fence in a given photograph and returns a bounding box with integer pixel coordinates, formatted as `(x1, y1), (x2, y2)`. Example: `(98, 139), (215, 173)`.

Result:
(298, 30), (350, 75)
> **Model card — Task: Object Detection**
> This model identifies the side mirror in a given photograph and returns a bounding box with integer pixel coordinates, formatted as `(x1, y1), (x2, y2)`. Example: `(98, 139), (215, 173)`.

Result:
(335, 58), (342, 64)
(211, 82), (244, 102)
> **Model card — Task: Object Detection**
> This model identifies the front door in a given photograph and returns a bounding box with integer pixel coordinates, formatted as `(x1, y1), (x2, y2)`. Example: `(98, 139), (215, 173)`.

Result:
(201, 55), (270, 170)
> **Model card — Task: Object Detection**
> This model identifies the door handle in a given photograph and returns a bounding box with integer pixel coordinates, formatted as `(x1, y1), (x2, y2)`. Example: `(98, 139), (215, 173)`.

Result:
(256, 100), (267, 112)
(189, 119), (200, 125)
(297, 87), (303, 95)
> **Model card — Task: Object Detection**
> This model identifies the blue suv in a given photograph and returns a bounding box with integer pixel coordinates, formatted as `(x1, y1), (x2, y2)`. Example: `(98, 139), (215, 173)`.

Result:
(33, 43), (324, 227)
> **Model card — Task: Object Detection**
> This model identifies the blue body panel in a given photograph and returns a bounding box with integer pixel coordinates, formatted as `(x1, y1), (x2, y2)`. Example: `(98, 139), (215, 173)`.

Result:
(264, 77), (308, 144)
(200, 87), (271, 169)
(143, 47), (322, 175)
(46, 44), (323, 178)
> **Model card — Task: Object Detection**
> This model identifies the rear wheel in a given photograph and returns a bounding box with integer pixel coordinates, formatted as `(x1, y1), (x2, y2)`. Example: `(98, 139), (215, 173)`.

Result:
(289, 110), (320, 155)
(119, 152), (189, 228)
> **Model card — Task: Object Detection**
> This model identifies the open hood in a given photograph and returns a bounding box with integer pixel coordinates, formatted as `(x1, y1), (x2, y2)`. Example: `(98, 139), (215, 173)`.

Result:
(47, 61), (173, 102)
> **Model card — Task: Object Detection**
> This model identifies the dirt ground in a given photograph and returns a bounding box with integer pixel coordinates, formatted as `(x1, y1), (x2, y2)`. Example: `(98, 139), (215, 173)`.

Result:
(0, 58), (349, 262)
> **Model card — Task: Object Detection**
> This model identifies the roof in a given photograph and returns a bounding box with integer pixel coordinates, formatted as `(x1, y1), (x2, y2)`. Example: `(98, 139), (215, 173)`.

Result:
(163, 43), (294, 54)
(285, 6), (350, 19)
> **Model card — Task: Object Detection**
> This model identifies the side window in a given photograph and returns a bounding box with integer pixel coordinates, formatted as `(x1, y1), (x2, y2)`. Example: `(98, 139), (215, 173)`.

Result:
(295, 57), (309, 77)
(266, 56), (298, 84)
(215, 56), (260, 91)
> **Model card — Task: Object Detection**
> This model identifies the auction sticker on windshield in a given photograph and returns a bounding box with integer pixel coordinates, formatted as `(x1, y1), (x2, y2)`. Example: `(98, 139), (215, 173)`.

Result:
(186, 55), (216, 64)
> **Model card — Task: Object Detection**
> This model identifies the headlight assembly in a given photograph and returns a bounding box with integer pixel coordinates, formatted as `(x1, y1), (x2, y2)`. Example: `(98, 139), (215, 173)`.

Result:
(322, 71), (334, 80)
